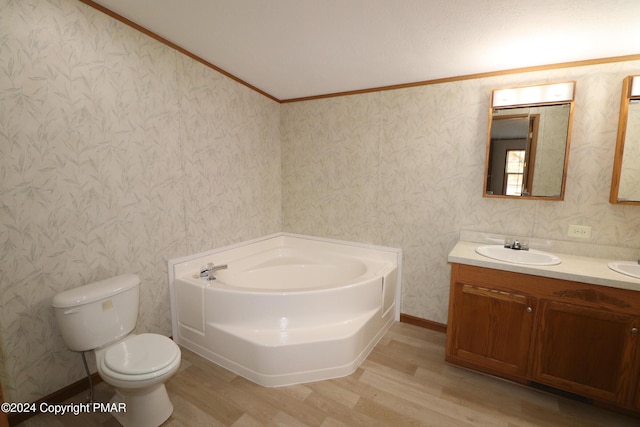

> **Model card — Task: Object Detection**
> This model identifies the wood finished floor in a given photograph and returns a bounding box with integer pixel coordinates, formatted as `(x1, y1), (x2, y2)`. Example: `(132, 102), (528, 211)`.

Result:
(21, 322), (640, 426)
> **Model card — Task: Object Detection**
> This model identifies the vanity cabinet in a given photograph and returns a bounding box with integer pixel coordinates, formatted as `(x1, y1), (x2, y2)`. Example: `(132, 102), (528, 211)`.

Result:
(446, 263), (640, 412)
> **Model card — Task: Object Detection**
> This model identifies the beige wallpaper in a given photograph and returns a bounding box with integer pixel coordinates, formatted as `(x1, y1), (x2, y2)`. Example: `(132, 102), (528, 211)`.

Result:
(0, 0), (280, 402)
(282, 61), (640, 327)
(2, 0), (640, 407)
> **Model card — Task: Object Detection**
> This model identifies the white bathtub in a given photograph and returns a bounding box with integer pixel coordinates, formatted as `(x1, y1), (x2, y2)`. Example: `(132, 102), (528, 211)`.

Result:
(168, 233), (402, 387)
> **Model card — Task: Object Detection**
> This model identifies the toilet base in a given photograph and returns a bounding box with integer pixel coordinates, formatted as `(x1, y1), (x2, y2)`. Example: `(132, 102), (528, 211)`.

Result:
(109, 384), (173, 427)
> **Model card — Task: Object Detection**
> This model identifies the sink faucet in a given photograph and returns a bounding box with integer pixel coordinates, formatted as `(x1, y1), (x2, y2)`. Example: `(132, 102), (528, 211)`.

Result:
(200, 263), (228, 281)
(504, 238), (529, 251)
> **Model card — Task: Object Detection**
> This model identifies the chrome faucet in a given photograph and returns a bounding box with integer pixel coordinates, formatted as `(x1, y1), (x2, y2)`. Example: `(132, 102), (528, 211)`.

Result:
(504, 238), (529, 251)
(200, 263), (228, 281)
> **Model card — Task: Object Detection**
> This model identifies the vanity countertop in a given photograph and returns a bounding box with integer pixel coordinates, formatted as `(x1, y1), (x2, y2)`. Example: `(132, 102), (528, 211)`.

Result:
(448, 240), (640, 292)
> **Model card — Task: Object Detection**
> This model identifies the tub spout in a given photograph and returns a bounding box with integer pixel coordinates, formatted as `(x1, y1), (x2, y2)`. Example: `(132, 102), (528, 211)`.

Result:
(200, 263), (228, 281)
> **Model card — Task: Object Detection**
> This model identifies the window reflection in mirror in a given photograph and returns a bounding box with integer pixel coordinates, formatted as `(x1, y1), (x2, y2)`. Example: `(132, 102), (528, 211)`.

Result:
(505, 149), (526, 196)
(484, 82), (575, 200)
(610, 75), (640, 205)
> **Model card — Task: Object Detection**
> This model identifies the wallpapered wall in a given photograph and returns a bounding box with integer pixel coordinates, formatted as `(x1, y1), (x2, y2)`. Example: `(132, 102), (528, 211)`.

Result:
(2, 0), (640, 407)
(0, 0), (281, 402)
(281, 60), (640, 327)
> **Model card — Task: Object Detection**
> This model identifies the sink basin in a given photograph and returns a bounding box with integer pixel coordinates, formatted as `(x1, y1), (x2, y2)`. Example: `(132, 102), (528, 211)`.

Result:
(475, 245), (561, 266)
(608, 261), (640, 279)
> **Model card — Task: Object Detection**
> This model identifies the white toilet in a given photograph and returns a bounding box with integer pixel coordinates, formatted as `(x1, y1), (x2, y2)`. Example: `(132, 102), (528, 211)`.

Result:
(52, 274), (181, 427)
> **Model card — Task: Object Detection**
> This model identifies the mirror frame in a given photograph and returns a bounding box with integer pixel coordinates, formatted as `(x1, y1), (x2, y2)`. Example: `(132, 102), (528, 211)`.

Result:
(483, 81), (576, 201)
(610, 75), (640, 205)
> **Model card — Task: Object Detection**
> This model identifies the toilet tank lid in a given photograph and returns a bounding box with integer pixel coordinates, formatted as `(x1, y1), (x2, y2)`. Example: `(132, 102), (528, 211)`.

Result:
(51, 274), (140, 309)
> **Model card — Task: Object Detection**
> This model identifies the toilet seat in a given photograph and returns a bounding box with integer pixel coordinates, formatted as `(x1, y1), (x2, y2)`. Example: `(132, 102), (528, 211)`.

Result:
(100, 334), (180, 382)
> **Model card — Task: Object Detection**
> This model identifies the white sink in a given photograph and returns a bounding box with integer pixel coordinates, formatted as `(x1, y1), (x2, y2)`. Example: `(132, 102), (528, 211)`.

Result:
(475, 245), (562, 266)
(608, 261), (640, 279)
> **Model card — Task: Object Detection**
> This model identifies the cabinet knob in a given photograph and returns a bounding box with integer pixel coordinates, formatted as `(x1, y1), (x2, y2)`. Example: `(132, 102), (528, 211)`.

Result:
(632, 327), (638, 335)
(526, 307), (533, 313)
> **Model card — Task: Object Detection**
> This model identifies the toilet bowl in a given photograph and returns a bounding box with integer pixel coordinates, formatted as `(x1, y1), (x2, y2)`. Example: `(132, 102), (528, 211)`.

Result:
(52, 274), (181, 427)
(97, 334), (181, 426)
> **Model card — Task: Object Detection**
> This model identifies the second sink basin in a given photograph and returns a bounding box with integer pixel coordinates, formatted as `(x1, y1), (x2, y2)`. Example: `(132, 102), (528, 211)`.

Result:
(475, 245), (562, 266)
(608, 261), (640, 279)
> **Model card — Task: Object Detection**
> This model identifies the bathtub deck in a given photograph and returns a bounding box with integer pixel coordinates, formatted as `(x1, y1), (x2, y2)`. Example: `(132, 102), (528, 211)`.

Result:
(211, 308), (379, 345)
(22, 322), (640, 427)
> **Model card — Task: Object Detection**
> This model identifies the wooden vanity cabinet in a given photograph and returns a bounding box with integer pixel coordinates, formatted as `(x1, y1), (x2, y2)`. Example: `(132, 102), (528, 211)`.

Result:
(446, 263), (640, 412)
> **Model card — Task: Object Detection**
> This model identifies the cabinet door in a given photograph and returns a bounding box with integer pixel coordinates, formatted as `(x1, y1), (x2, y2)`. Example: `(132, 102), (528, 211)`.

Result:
(447, 283), (536, 379)
(533, 300), (639, 404)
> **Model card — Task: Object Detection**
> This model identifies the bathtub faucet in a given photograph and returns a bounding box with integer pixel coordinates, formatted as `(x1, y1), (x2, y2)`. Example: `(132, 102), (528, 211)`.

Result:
(200, 263), (228, 281)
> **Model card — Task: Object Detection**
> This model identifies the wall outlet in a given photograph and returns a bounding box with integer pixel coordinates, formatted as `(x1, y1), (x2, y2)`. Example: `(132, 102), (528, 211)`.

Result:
(568, 224), (592, 239)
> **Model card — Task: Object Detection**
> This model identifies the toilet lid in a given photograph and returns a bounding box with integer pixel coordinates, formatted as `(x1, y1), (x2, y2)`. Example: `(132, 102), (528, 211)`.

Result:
(104, 334), (179, 375)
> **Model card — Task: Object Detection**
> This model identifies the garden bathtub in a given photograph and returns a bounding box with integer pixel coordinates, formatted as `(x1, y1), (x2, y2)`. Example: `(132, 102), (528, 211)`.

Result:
(168, 233), (401, 386)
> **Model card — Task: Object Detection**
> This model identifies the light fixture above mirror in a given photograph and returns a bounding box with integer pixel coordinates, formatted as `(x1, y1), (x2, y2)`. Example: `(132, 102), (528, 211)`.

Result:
(610, 75), (640, 205)
(483, 81), (575, 200)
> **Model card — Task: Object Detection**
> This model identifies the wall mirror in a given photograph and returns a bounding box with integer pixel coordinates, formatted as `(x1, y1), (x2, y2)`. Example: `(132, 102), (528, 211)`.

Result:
(483, 81), (575, 200)
(610, 75), (640, 205)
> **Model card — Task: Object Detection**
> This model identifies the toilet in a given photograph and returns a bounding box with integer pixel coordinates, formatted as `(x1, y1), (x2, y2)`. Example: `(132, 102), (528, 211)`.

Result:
(52, 274), (181, 427)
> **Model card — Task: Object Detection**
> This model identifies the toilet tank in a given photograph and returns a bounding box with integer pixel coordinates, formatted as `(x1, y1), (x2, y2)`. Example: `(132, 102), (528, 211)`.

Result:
(52, 274), (140, 351)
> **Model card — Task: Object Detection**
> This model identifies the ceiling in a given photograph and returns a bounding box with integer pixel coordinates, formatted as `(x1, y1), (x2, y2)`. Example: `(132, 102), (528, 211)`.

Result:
(88, 0), (640, 101)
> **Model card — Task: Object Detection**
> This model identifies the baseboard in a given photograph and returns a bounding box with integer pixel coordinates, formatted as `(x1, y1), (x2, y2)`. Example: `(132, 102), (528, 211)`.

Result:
(400, 313), (447, 333)
(8, 373), (102, 426)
